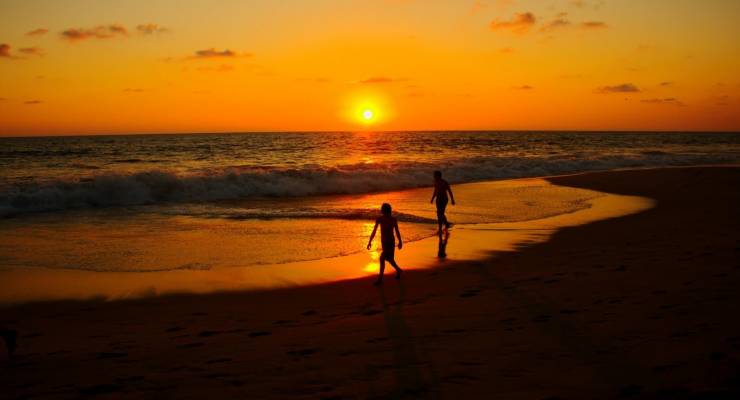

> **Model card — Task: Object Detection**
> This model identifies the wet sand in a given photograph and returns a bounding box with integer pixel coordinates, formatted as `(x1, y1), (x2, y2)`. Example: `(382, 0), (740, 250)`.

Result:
(1, 166), (739, 399)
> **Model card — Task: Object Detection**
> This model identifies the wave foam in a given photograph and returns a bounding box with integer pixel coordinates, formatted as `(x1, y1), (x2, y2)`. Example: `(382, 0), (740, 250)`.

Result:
(1, 152), (737, 217)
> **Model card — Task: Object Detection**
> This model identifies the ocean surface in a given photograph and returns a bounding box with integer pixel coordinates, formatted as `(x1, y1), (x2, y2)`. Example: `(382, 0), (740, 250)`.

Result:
(0, 131), (738, 275)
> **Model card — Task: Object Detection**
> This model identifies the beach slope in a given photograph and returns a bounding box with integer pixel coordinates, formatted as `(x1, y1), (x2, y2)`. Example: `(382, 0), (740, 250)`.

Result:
(1, 166), (739, 399)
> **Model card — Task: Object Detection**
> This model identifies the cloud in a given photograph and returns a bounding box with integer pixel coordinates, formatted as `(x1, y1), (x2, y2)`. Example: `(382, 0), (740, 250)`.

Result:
(570, 0), (584, 7)
(26, 28), (49, 37)
(581, 21), (607, 29)
(659, 81), (674, 87)
(0, 44), (46, 59)
(61, 24), (129, 41)
(360, 76), (403, 84)
(498, 47), (515, 54)
(515, 85), (534, 90)
(596, 83), (640, 93)
(540, 16), (571, 32)
(24, 100), (43, 105)
(137, 24), (168, 35)
(189, 48), (251, 59)
(640, 97), (684, 106)
(19, 47), (44, 56)
(490, 12), (536, 34)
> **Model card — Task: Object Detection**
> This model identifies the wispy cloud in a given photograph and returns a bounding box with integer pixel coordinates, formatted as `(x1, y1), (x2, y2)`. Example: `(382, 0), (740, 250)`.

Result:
(490, 12), (536, 34)
(514, 85), (534, 90)
(0, 43), (11, 58)
(540, 16), (571, 32)
(490, 12), (606, 35)
(581, 21), (607, 29)
(26, 28), (49, 37)
(659, 81), (674, 87)
(360, 76), (405, 84)
(641, 97), (684, 106)
(24, 100), (43, 105)
(137, 24), (168, 35)
(19, 47), (44, 57)
(188, 48), (252, 59)
(61, 24), (129, 41)
(596, 83), (640, 93)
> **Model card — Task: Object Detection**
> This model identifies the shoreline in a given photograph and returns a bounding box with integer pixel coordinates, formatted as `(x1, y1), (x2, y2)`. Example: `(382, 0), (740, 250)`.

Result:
(0, 175), (652, 305)
(1, 166), (739, 399)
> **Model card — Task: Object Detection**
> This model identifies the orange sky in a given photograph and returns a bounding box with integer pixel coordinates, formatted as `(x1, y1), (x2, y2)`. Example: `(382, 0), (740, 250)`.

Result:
(1, 0), (739, 135)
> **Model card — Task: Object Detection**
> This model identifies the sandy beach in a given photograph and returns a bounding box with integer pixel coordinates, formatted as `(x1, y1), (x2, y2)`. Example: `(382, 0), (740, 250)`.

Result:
(1, 166), (739, 399)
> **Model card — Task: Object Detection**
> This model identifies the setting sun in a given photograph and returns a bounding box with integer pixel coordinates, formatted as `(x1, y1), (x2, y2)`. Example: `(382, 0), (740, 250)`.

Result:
(362, 109), (374, 122)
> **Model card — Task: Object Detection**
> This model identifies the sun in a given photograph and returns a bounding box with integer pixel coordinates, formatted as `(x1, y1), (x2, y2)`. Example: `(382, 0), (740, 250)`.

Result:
(344, 92), (392, 127)
(362, 109), (374, 121)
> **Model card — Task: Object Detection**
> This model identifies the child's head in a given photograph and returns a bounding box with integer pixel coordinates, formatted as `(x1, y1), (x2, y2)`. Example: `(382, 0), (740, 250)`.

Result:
(381, 203), (392, 216)
(433, 170), (442, 180)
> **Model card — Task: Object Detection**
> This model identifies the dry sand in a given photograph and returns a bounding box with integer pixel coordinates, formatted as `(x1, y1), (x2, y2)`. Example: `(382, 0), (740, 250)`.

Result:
(1, 166), (739, 399)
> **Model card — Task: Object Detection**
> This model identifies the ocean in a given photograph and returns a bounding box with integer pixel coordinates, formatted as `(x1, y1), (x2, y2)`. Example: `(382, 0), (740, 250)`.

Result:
(0, 131), (738, 281)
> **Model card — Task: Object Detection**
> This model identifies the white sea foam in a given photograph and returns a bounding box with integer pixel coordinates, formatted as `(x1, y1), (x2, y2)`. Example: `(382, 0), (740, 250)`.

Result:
(1, 151), (736, 217)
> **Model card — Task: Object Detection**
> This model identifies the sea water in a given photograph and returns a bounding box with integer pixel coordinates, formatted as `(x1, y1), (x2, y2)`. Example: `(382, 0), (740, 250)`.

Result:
(0, 131), (738, 301)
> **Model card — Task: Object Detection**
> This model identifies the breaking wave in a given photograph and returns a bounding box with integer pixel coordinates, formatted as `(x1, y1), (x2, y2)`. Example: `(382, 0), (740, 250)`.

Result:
(1, 152), (737, 217)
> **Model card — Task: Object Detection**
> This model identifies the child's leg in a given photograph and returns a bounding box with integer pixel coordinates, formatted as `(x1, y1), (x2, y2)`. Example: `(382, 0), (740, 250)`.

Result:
(377, 254), (386, 283)
(387, 257), (403, 279)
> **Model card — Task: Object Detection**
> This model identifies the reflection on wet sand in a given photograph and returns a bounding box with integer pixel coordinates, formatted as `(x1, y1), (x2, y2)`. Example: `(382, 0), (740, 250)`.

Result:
(0, 181), (653, 304)
(437, 231), (450, 259)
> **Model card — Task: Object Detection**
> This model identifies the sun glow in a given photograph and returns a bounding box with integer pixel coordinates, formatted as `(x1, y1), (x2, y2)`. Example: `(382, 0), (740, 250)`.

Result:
(346, 92), (393, 127)
(362, 109), (374, 121)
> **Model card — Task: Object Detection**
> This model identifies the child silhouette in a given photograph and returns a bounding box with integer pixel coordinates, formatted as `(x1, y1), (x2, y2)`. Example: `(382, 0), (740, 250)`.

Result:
(367, 203), (403, 285)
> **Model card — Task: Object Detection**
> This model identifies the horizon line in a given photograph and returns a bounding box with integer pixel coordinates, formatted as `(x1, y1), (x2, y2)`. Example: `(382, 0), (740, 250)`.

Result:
(2, 129), (740, 139)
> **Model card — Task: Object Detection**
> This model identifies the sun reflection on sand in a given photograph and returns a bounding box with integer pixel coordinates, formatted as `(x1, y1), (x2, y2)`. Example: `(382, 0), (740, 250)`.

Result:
(363, 250), (380, 273)
(0, 179), (654, 304)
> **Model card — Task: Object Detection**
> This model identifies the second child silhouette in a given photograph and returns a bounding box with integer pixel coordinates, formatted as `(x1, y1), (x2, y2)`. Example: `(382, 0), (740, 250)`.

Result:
(367, 203), (403, 285)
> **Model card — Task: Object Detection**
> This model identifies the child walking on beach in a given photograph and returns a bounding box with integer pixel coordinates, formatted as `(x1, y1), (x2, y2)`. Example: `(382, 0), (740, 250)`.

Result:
(430, 170), (455, 233)
(367, 203), (403, 285)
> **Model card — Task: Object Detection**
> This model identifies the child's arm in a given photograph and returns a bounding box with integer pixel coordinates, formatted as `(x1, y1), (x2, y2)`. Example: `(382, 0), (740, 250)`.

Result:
(447, 183), (455, 205)
(366, 221), (379, 250)
(394, 219), (403, 249)
(430, 186), (437, 204)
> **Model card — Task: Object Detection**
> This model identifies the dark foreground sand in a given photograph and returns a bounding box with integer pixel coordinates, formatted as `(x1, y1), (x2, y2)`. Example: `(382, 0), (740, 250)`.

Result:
(1, 166), (739, 399)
